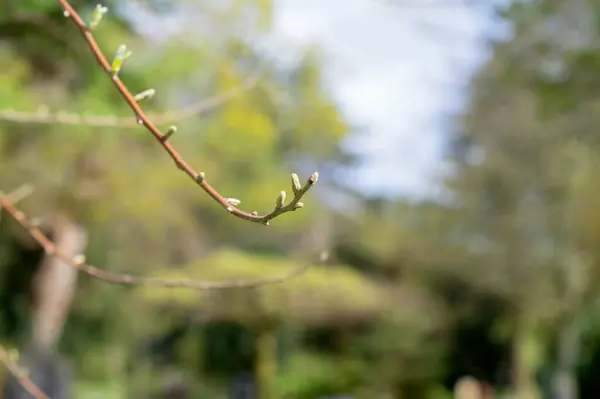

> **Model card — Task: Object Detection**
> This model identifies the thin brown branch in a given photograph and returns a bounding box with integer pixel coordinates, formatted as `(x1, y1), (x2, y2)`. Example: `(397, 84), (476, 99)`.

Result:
(0, 73), (261, 127)
(56, 0), (317, 225)
(0, 183), (34, 204)
(0, 183), (34, 222)
(0, 192), (328, 290)
(0, 345), (49, 399)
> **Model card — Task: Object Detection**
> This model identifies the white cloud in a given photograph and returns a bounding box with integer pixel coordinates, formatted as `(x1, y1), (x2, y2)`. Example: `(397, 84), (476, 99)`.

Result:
(273, 0), (502, 198)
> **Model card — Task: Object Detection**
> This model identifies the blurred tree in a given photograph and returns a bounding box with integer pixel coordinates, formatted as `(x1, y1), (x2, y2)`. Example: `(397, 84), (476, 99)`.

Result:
(0, 0), (353, 396)
(440, 1), (600, 398)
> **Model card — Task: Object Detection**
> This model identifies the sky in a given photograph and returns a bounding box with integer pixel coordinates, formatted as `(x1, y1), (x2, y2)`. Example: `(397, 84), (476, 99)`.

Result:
(269, 0), (508, 199)
(128, 0), (510, 199)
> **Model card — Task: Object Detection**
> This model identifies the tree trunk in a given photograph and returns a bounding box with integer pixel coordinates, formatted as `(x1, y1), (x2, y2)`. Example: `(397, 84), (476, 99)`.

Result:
(254, 325), (277, 399)
(512, 312), (541, 399)
(3, 213), (87, 399)
(550, 318), (579, 399)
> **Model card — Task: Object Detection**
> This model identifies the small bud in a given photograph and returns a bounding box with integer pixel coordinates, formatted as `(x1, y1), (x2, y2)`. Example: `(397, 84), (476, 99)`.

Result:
(308, 172), (319, 185)
(89, 4), (108, 29)
(294, 202), (304, 210)
(226, 198), (241, 206)
(73, 254), (86, 265)
(133, 88), (155, 102)
(164, 125), (177, 140)
(196, 172), (205, 183)
(111, 44), (132, 75)
(136, 117), (143, 125)
(227, 207), (234, 213)
(251, 211), (258, 216)
(275, 191), (286, 209)
(63, 10), (71, 17)
(291, 173), (302, 194)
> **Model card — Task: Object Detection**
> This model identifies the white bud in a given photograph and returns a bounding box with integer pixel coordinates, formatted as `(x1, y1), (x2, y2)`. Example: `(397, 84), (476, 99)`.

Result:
(275, 191), (286, 208)
(226, 198), (241, 206)
(90, 4), (108, 29)
(111, 44), (132, 75)
(133, 88), (155, 102)
(291, 173), (302, 194)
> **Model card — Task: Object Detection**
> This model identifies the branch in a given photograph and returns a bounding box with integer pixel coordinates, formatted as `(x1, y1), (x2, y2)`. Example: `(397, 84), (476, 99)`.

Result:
(56, 0), (318, 225)
(0, 72), (261, 127)
(0, 346), (49, 399)
(0, 191), (329, 290)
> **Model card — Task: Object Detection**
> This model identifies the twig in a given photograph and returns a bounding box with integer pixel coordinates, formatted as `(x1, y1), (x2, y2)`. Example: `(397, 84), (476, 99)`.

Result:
(0, 192), (328, 290)
(0, 345), (49, 399)
(0, 183), (34, 222)
(0, 73), (261, 127)
(0, 183), (34, 204)
(56, 0), (318, 225)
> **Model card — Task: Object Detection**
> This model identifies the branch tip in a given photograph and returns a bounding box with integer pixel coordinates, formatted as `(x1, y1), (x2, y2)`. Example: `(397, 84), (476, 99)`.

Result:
(55, 0), (315, 226)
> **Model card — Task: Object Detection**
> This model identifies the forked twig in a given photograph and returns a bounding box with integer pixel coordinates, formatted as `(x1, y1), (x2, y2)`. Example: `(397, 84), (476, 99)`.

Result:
(56, 0), (318, 225)
(0, 346), (49, 399)
(0, 73), (261, 127)
(0, 192), (328, 290)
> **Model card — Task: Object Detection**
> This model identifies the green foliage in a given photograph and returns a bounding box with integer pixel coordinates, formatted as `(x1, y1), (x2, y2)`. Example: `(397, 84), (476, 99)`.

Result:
(136, 249), (388, 326)
(272, 352), (364, 398)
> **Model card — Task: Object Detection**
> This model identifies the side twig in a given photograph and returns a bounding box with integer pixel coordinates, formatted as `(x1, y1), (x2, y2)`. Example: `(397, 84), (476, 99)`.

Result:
(56, 0), (318, 225)
(0, 73), (261, 127)
(0, 192), (328, 290)
(0, 346), (49, 399)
